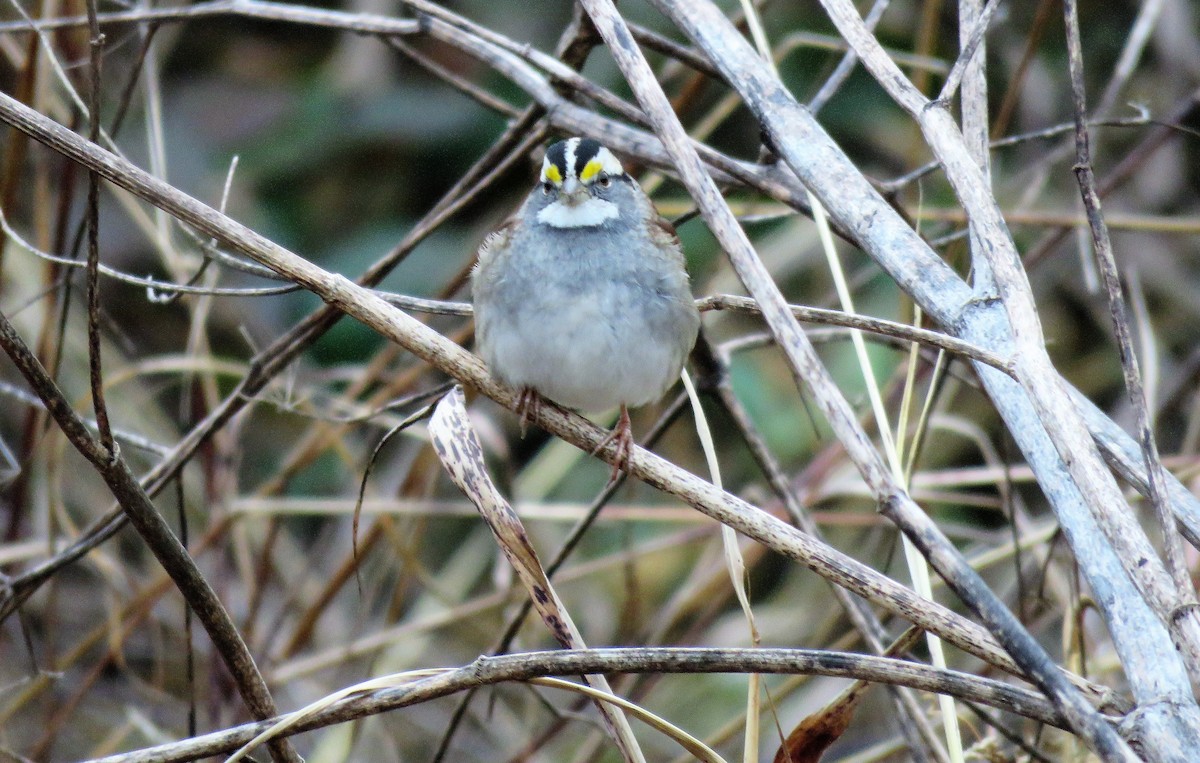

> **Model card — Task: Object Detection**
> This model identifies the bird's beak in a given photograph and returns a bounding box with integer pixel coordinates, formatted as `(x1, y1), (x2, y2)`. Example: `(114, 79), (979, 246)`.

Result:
(560, 177), (588, 206)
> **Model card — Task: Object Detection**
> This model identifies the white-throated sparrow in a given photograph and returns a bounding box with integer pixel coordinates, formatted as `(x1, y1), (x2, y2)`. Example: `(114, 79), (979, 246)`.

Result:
(472, 137), (700, 477)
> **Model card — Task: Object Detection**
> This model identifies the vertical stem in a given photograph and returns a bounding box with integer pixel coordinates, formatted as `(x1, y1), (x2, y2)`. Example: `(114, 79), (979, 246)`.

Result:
(1061, 0), (1194, 600)
(83, 0), (112, 456)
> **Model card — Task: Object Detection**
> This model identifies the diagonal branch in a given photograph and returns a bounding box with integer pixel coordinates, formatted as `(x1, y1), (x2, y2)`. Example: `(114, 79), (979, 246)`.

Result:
(0, 86), (1063, 691)
(639, 0), (1141, 758)
(814, 0), (1200, 694)
(83, 0), (113, 457)
(641, 0), (1200, 757)
(0, 97), (548, 625)
(0, 311), (299, 763)
(1061, 0), (1192, 599)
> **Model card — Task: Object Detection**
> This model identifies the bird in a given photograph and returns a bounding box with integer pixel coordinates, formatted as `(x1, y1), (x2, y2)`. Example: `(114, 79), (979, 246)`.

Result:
(472, 136), (700, 479)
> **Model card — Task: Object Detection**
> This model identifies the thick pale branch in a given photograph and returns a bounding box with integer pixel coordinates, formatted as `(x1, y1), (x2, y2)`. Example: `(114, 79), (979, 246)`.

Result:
(1061, 0), (1191, 601)
(646, 0), (1146, 758)
(0, 88), (1038, 684)
(817, 0), (1200, 694)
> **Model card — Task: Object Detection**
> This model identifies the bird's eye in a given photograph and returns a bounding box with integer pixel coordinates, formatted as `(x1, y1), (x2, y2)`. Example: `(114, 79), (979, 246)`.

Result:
(596, 174), (612, 188)
(541, 182), (554, 195)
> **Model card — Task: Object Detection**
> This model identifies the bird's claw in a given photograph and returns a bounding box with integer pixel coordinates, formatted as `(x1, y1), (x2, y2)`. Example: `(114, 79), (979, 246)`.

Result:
(515, 387), (541, 438)
(592, 405), (634, 483)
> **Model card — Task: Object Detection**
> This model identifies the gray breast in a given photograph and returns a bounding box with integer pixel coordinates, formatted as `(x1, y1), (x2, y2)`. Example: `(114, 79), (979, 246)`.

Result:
(474, 219), (697, 412)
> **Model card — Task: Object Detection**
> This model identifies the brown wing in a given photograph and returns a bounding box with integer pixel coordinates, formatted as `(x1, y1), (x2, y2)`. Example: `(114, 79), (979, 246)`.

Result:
(646, 212), (690, 270)
(475, 217), (517, 271)
(648, 215), (680, 248)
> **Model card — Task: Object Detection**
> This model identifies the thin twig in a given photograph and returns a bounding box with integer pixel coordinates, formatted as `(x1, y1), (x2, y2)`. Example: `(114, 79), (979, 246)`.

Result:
(692, 335), (950, 763)
(651, 0), (1144, 758)
(0, 85), (1044, 686)
(375, 291), (1013, 373)
(879, 114), (1154, 192)
(808, 0), (889, 113)
(629, 23), (724, 80)
(1023, 86), (1200, 269)
(1061, 0), (1195, 603)
(83, 0), (112, 457)
(85, 647), (1073, 763)
(0, 212), (298, 297)
(0, 310), (298, 763)
(386, 36), (521, 118)
(0, 380), (171, 455)
(0, 96), (546, 625)
(808, 0), (1200, 754)
(0, 0), (420, 35)
(697, 294), (1013, 374)
(936, 0), (1003, 104)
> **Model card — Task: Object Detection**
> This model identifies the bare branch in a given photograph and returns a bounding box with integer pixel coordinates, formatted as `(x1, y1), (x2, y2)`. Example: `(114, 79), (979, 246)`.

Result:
(0, 85), (1050, 686)
(85, 647), (1073, 763)
(1061, 0), (1194, 612)
(0, 310), (296, 762)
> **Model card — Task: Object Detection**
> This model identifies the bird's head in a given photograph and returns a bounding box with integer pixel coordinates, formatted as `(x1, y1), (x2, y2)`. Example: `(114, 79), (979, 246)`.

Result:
(534, 137), (631, 228)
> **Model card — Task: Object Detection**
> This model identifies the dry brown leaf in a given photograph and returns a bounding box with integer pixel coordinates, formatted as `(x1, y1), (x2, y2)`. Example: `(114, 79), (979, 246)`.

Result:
(772, 679), (869, 763)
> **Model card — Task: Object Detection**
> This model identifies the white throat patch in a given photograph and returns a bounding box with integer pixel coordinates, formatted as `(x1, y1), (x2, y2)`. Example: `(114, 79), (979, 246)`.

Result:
(537, 198), (619, 228)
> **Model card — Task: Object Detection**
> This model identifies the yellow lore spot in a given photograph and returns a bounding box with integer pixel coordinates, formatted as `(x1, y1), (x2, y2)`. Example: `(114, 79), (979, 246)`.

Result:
(579, 159), (604, 182)
(544, 164), (563, 184)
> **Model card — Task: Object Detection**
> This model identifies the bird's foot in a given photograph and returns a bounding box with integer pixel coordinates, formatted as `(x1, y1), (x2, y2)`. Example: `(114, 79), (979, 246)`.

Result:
(515, 387), (541, 438)
(592, 405), (634, 483)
